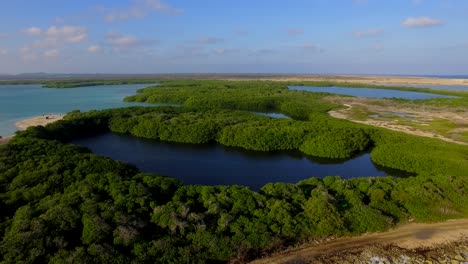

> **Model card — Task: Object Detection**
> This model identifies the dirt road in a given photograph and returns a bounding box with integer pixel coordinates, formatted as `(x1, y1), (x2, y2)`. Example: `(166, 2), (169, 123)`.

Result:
(251, 219), (468, 264)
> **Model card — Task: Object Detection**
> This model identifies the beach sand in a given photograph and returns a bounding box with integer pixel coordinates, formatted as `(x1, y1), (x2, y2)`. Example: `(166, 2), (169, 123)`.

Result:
(0, 114), (64, 145)
(15, 114), (64, 131)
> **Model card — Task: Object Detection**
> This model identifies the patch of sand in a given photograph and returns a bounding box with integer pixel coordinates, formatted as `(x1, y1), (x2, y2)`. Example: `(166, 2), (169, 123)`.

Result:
(15, 114), (64, 131)
(222, 74), (468, 87)
(325, 96), (468, 145)
(251, 219), (468, 264)
(0, 135), (14, 145)
(0, 115), (64, 145)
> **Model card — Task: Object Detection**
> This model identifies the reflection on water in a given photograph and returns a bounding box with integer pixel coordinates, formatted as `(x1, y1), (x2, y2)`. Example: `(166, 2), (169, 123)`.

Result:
(72, 133), (410, 190)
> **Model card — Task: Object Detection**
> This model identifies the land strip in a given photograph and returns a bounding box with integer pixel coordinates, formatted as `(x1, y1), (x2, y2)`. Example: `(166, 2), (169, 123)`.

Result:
(251, 219), (468, 264)
(0, 114), (64, 145)
(325, 96), (468, 145)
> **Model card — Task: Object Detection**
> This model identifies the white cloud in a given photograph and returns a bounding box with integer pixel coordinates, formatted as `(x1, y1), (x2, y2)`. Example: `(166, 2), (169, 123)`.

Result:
(214, 48), (240, 55)
(45, 26), (87, 43)
(104, 0), (183, 23)
(87, 45), (102, 53)
(353, 29), (384, 38)
(23, 27), (43, 36)
(401, 17), (443, 27)
(44, 49), (60, 58)
(196, 37), (223, 44)
(0, 48), (8, 55)
(20, 25), (88, 53)
(287, 28), (304, 36)
(106, 32), (140, 48)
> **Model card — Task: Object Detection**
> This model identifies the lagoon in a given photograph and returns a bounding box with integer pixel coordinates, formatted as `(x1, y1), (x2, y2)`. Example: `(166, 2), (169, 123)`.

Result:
(0, 84), (152, 136)
(71, 133), (405, 190)
(288, 85), (455, 99)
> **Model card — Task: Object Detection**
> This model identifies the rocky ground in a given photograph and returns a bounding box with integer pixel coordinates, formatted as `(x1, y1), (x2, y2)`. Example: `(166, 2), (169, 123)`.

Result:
(290, 240), (468, 264)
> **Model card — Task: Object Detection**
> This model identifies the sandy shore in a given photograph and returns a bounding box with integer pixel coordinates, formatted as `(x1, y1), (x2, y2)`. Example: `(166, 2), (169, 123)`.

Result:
(15, 114), (64, 131)
(0, 135), (13, 145)
(222, 74), (468, 87)
(0, 115), (64, 145)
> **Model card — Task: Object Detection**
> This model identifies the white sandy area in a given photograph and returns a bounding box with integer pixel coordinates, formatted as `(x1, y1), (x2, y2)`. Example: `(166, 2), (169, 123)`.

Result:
(0, 114), (64, 145)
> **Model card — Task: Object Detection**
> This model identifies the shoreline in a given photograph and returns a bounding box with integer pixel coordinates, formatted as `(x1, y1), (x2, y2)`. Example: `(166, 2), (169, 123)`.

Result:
(216, 74), (468, 87)
(0, 114), (64, 145)
(15, 114), (63, 131)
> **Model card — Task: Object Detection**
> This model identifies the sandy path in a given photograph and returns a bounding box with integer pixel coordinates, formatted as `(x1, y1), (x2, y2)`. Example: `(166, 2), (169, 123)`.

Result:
(251, 219), (468, 264)
(15, 114), (64, 130)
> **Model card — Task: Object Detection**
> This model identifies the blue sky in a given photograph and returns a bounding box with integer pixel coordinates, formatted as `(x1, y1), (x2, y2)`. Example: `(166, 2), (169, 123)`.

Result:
(0, 0), (467, 75)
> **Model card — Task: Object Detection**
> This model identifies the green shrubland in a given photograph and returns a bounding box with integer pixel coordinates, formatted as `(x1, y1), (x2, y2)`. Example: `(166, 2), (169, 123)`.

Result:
(1, 79), (467, 263)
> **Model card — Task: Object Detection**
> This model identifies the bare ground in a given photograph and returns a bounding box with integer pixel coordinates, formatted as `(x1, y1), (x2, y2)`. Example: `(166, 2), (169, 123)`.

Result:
(324, 96), (468, 145)
(224, 75), (468, 87)
(251, 219), (468, 264)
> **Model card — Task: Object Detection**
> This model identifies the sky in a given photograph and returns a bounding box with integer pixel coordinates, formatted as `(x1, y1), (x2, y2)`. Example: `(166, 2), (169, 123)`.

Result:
(0, 0), (467, 75)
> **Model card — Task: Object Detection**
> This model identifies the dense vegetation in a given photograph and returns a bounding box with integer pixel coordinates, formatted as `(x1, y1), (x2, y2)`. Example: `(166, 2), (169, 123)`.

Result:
(125, 80), (468, 111)
(1, 79), (467, 263)
(1, 116), (467, 263)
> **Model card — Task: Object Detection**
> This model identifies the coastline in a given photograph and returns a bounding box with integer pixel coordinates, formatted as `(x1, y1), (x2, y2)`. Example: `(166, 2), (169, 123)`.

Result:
(0, 114), (64, 145)
(223, 74), (468, 87)
(15, 114), (63, 130)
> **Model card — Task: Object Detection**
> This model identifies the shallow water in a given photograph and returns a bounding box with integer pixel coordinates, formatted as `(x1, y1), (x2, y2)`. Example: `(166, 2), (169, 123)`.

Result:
(288, 85), (456, 99)
(0, 84), (154, 136)
(253, 112), (290, 119)
(71, 133), (407, 190)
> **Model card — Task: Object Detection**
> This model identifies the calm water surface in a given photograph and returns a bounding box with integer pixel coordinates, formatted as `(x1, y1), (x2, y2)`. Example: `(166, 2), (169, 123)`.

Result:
(0, 84), (153, 136)
(72, 133), (402, 190)
(288, 85), (456, 99)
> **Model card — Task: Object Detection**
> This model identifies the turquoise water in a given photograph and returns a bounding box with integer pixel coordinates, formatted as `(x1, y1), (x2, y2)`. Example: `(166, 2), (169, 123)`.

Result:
(0, 84), (153, 136)
(288, 86), (456, 99)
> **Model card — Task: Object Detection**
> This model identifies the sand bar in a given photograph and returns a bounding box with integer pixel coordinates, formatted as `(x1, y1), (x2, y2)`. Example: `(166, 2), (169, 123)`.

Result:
(0, 114), (64, 145)
(15, 114), (64, 131)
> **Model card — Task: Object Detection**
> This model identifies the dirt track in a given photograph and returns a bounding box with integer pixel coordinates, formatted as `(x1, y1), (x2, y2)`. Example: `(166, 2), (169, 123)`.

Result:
(251, 219), (468, 264)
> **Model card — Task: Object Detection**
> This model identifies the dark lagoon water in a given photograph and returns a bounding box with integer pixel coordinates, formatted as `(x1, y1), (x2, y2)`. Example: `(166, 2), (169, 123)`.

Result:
(288, 85), (456, 99)
(71, 133), (402, 190)
(0, 84), (154, 136)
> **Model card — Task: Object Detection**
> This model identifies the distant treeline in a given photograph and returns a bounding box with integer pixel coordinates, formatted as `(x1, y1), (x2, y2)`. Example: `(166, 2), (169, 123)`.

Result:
(1, 107), (467, 262)
(43, 80), (158, 88)
(0, 79), (158, 88)
(125, 80), (468, 111)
